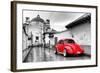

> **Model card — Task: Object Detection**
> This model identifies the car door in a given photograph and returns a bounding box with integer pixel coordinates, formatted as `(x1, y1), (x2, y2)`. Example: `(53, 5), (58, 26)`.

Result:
(59, 40), (64, 53)
(57, 40), (64, 53)
(56, 41), (61, 52)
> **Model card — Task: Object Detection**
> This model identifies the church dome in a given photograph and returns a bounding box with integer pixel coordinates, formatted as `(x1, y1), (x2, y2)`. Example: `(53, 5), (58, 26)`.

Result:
(31, 15), (45, 23)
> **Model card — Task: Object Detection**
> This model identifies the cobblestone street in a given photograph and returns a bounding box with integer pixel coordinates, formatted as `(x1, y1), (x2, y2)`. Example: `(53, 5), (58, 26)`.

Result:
(24, 46), (91, 62)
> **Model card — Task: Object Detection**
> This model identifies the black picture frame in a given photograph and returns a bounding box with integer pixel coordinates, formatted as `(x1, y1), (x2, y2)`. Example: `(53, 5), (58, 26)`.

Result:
(11, 1), (98, 72)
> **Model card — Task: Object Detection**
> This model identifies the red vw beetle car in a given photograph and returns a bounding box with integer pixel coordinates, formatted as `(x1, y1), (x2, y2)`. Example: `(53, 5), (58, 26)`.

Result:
(54, 38), (84, 56)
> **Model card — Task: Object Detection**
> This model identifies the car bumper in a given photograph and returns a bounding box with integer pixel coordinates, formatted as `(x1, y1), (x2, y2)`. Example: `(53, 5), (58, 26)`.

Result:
(67, 51), (84, 55)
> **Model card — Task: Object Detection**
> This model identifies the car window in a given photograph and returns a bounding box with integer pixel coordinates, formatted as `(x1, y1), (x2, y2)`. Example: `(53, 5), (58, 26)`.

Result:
(64, 39), (75, 43)
(58, 40), (64, 44)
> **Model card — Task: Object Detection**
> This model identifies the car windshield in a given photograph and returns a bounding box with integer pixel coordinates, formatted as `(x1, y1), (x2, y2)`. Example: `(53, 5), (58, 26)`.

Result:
(64, 39), (75, 43)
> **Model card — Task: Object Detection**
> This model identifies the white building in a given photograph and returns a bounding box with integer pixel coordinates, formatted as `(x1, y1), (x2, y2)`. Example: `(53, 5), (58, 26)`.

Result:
(28, 15), (44, 45)
(23, 15), (50, 48)
(65, 13), (91, 45)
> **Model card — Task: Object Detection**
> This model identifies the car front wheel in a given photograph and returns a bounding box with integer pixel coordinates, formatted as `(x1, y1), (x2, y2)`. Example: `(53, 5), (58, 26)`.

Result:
(63, 49), (67, 57)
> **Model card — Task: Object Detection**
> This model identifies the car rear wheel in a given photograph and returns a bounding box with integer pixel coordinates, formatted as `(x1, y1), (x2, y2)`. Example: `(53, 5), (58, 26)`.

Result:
(63, 49), (67, 57)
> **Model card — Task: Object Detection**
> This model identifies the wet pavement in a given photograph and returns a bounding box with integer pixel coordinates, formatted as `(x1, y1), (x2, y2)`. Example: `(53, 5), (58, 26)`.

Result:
(23, 46), (91, 63)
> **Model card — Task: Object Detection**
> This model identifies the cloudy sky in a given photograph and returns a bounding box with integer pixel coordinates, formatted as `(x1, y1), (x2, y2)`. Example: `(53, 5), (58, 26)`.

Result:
(23, 10), (85, 31)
